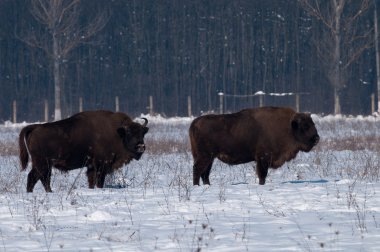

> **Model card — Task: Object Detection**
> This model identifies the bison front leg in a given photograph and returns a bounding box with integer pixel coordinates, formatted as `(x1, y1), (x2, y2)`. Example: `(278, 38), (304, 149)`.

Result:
(96, 170), (108, 188)
(86, 167), (96, 189)
(256, 155), (270, 185)
(86, 165), (107, 188)
(193, 157), (214, 185)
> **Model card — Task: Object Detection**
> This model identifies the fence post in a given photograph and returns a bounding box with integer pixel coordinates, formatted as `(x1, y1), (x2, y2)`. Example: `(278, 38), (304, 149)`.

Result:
(218, 92), (224, 114)
(79, 97), (83, 112)
(12, 100), (17, 123)
(44, 99), (49, 122)
(115, 96), (119, 112)
(259, 95), (263, 107)
(295, 94), (300, 112)
(187, 96), (192, 117)
(371, 93), (375, 114)
(149, 96), (154, 116)
(334, 90), (341, 114)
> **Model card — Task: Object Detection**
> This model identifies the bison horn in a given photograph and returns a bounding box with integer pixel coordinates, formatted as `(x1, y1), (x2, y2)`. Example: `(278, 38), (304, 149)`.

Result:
(141, 117), (148, 127)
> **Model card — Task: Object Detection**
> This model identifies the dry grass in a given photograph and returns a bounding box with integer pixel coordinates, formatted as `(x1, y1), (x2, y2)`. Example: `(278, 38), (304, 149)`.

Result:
(0, 126), (20, 157)
(145, 138), (190, 155)
(2, 117), (380, 156)
(0, 141), (19, 156)
(316, 136), (380, 152)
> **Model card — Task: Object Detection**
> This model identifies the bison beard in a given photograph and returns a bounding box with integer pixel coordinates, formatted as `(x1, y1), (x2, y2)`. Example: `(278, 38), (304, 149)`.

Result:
(19, 110), (149, 192)
(189, 107), (319, 186)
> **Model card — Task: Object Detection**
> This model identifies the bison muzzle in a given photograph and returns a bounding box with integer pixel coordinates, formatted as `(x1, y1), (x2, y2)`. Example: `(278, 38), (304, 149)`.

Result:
(189, 107), (319, 185)
(19, 110), (149, 192)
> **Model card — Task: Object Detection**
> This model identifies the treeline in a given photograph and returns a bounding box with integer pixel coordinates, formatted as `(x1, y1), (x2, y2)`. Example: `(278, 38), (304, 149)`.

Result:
(0, 0), (379, 122)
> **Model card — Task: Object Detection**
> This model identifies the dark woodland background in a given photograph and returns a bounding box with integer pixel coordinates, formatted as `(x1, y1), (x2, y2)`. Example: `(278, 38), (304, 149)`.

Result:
(0, 0), (379, 122)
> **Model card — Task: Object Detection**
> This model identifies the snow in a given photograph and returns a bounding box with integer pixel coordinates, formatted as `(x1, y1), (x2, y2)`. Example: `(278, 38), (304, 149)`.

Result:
(0, 114), (379, 251)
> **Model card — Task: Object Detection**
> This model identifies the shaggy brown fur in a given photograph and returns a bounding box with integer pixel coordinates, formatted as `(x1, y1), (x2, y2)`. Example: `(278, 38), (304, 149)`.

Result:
(189, 107), (319, 185)
(19, 110), (148, 192)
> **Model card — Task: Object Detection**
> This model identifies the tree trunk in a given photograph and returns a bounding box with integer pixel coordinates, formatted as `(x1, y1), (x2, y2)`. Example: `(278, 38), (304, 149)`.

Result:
(375, 3), (380, 112)
(53, 34), (62, 120)
(334, 87), (341, 114)
(332, 0), (342, 115)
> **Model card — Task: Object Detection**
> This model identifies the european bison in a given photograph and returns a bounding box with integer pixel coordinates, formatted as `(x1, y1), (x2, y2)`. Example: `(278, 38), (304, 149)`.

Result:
(19, 110), (149, 192)
(189, 107), (319, 185)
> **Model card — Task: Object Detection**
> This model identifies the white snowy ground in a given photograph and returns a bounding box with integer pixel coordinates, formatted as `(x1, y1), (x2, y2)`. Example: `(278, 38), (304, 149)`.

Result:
(0, 114), (379, 252)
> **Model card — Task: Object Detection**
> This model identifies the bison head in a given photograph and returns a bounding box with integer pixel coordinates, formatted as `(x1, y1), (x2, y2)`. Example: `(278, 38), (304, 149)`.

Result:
(291, 113), (319, 152)
(117, 118), (149, 160)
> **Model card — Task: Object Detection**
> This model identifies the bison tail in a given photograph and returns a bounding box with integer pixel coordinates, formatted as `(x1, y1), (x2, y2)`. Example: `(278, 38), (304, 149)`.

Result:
(18, 125), (36, 171)
(189, 121), (200, 159)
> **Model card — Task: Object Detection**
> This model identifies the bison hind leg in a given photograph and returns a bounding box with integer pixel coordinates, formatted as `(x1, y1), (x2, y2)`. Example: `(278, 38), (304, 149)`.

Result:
(200, 162), (213, 185)
(27, 169), (40, 192)
(27, 165), (53, 192)
(193, 157), (214, 186)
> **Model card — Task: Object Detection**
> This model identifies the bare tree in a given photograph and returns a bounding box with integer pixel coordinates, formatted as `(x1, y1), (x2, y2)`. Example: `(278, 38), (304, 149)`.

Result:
(375, 0), (380, 112)
(17, 0), (109, 120)
(299, 0), (373, 114)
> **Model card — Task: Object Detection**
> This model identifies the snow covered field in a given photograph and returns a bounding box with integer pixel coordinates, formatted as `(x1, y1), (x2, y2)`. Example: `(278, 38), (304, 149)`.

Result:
(0, 114), (379, 251)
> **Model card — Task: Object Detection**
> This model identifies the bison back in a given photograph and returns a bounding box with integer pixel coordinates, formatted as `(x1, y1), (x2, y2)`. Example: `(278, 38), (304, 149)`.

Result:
(189, 113), (258, 161)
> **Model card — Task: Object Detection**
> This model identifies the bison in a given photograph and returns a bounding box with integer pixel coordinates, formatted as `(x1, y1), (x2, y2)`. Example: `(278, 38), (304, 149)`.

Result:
(189, 107), (319, 185)
(19, 110), (149, 192)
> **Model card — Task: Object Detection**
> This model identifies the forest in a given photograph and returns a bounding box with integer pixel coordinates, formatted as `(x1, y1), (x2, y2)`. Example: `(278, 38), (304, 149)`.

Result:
(0, 0), (379, 122)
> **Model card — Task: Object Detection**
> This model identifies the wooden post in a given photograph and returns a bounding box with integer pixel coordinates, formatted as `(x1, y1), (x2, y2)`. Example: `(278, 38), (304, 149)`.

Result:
(115, 96), (119, 112)
(44, 99), (49, 122)
(259, 95), (263, 107)
(79, 97), (83, 112)
(12, 100), (16, 123)
(371, 93), (375, 114)
(334, 91), (341, 115)
(218, 92), (224, 114)
(295, 94), (300, 112)
(187, 96), (192, 117)
(149, 96), (154, 116)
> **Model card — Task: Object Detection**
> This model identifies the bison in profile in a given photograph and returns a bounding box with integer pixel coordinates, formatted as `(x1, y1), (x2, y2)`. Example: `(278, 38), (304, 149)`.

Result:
(189, 107), (319, 185)
(19, 110), (149, 192)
